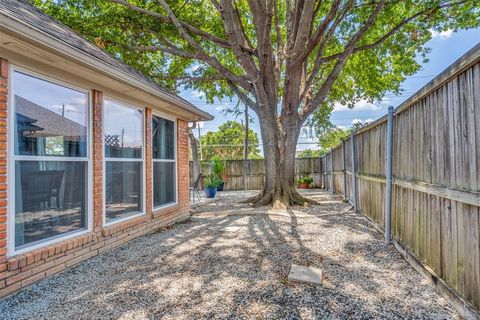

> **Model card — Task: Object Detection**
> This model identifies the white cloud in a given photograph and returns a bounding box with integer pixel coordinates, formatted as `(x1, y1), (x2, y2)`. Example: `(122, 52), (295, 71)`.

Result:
(334, 99), (381, 112)
(351, 118), (374, 125)
(430, 29), (453, 39)
(380, 96), (391, 105)
(351, 119), (362, 124)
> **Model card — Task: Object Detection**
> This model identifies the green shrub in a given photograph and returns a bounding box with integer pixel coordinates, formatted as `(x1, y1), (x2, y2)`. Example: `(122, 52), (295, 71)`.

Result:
(211, 156), (225, 183)
(297, 175), (313, 185)
(203, 174), (223, 188)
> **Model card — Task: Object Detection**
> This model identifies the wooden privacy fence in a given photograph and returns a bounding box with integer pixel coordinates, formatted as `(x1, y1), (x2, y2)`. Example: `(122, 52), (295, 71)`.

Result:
(189, 157), (322, 190)
(321, 44), (480, 317)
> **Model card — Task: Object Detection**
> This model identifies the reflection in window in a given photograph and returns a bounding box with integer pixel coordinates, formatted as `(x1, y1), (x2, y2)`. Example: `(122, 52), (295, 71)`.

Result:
(12, 71), (89, 251)
(152, 116), (175, 160)
(104, 99), (144, 223)
(152, 115), (176, 208)
(153, 162), (175, 207)
(13, 72), (87, 157)
(104, 100), (143, 158)
(15, 161), (87, 248)
(105, 162), (143, 221)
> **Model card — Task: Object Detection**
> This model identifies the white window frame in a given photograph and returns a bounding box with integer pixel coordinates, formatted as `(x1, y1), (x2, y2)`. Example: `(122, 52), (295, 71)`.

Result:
(151, 111), (178, 211)
(7, 65), (93, 257)
(103, 97), (146, 226)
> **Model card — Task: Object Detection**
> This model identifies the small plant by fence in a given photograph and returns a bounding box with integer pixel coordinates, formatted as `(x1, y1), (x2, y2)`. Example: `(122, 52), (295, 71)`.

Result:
(321, 44), (480, 316)
(189, 157), (322, 190)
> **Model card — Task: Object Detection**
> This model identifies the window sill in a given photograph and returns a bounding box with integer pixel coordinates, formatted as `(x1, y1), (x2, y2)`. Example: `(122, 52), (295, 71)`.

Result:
(152, 203), (179, 219)
(7, 231), (94, 270)
(102, 214), (148, 237)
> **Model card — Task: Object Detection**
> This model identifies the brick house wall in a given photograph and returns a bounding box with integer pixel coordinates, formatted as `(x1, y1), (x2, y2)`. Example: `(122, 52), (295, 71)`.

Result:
(0, 58), (191, 298)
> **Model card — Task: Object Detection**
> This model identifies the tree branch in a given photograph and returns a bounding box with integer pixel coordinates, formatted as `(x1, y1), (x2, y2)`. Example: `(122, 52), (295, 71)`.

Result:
(292, 0), (316, 55)
(298, 0), (353, 102)
(108, 0), (255, 54)
(228, 81), (258, 113)
(111, 42), (251, 89)
(293, 0), (342, 65)
(317, 0), (470, 64)
(273, 0), (284, 100)
(153, 0), (253, 91)
(158, 74), (228, 82)
(300, 0), (386, 120)
(212, 0), (258, 78)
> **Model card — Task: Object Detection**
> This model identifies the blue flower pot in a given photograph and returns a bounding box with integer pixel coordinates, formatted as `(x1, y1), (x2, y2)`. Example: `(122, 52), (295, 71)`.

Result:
(204, 187), (217, 198)
(217, 182), (225, 191)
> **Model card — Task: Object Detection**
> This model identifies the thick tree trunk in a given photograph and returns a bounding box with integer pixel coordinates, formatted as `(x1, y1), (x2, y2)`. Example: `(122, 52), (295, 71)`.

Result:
(245, 107), (317, 209)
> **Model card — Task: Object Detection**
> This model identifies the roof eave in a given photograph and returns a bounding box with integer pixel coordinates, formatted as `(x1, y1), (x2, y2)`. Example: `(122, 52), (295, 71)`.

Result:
(0, 12), (214, 122)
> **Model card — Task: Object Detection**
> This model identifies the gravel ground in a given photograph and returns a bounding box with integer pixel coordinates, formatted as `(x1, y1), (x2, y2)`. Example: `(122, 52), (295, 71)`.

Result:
(0, 190), (459, 320)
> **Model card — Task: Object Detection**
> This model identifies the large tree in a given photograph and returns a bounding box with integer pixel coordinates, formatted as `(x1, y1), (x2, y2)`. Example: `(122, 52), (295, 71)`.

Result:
(34, 0), (479, 208)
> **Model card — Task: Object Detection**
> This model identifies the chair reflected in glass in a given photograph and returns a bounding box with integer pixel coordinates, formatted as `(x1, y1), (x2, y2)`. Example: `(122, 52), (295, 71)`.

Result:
(20, 169), (64, 211)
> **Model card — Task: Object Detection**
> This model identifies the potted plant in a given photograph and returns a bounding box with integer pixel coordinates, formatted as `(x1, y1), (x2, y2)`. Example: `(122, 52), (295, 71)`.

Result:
(297, 175), (313, 189)
(203, 174), (222, 198)
(211, 157), (226, 191)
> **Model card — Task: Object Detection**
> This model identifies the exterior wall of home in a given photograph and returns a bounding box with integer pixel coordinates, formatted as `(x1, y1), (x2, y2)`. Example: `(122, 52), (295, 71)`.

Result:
(0, 58), (191, 298)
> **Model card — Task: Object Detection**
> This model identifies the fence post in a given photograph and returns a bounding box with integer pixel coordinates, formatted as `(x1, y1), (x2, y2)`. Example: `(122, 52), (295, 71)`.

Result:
(342, 140), (347, 199)
(330, 149), (335, 193)
(249, 159), (252, 190)
(384, 106), (394, 245)
(323, 156), (327, 190)
(351, 131), (357, 212)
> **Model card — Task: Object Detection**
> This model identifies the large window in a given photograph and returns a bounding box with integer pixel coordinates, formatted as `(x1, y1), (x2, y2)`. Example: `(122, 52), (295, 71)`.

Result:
(152, 115), (176, 208)
(11, 70), (89, 252)
(104, 99), (144, 223)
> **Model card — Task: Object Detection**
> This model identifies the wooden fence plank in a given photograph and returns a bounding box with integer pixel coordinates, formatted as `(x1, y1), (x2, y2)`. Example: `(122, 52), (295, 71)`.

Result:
(319, 53), (479, 312)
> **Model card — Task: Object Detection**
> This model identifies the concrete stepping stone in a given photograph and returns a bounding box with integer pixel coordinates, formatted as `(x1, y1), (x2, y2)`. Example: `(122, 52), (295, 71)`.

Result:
(288, 264), (323, 286)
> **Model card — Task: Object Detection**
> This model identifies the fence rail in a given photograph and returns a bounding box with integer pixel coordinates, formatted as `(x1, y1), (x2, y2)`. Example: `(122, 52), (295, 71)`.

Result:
(189, 157), (323, 190)
(320, 43), (480, 317)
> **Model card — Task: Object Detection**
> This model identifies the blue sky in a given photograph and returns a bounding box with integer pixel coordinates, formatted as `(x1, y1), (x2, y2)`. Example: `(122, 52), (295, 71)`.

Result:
(181, 28), (480, 153)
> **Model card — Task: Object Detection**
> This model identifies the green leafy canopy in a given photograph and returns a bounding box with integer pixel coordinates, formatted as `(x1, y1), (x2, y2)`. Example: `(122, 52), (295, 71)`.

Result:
(32, 0), (480, 130)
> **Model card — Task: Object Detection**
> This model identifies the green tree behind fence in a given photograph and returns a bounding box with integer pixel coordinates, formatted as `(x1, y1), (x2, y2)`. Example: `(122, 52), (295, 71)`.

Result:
(199, 121), (261, 160)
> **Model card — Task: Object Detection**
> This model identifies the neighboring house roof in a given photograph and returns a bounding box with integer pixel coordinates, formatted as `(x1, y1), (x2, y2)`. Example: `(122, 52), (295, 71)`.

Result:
(15, 95), (87, 140)
(0, 0), (213, 121)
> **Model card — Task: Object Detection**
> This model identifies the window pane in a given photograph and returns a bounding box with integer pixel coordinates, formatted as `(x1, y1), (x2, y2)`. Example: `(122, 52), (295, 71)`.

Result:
(13, 71), (88, 157)
(153, 162), (176, 207)
(152, 116), (175, 160)
(15, 161), (87, 249)
(105, 161), (143, 222)
(104, 100), (143, 158)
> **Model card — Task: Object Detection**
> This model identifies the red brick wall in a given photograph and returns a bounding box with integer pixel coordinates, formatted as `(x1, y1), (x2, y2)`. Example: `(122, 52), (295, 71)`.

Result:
(0, 58), (191, 298)
(92, 90), (104, 233)
(0, 59), (9, 282)
(177, 119), (190, 210)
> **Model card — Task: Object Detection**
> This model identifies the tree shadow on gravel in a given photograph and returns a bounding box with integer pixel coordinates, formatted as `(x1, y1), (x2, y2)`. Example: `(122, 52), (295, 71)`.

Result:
(0, 191), (458, 320)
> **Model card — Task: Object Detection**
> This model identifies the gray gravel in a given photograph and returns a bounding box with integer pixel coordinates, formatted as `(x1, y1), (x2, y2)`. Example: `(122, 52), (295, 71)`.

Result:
(0, 190), (459, 319)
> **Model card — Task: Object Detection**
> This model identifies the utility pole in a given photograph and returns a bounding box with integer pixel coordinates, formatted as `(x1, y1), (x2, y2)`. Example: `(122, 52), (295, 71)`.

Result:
(243, 104), (249, 190)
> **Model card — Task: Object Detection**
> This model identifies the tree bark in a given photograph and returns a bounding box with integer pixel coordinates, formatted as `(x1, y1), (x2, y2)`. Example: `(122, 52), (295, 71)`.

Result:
(245, 103), (317, 209)
(189, 128), (201, 187)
